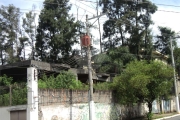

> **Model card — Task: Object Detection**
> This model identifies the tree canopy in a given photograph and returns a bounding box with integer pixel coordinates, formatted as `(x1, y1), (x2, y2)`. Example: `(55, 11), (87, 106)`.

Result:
(0, 5), (21, 64)
(93, 46), (136, 74)
(154, 26), (177, 55)
(112, 60), (173, 119)
(36, 0), (81, 63)
(99, 0), (157, 60)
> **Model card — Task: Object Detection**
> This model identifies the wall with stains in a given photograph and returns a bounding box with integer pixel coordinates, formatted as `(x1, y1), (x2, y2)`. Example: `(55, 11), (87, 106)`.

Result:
(39, 103), (121, 120)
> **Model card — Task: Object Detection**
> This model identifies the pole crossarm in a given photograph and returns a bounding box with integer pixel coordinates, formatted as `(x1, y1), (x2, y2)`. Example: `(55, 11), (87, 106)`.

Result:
(87, 12), (107, 20)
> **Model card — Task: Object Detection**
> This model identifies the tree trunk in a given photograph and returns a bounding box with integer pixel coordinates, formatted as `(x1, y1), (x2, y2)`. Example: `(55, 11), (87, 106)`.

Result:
(147, 101), (153, 120)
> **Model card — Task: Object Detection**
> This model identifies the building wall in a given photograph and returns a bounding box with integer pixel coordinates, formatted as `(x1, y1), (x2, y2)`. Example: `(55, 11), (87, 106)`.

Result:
(0, 105), (27, 120)
(0, 106), (10, 120)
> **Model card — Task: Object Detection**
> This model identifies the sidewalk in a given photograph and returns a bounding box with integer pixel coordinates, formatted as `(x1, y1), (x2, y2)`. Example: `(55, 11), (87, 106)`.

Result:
(132, 112), (178, 120)
(153, 113), (179, 120)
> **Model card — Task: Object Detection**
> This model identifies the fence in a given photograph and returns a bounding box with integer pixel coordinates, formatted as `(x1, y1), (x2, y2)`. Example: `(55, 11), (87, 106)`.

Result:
(0, 87), (148, 119)
(38, 89), (146, 120)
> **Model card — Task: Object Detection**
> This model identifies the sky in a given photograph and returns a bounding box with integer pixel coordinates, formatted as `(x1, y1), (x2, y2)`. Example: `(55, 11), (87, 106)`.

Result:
(1, 0), (180, 48)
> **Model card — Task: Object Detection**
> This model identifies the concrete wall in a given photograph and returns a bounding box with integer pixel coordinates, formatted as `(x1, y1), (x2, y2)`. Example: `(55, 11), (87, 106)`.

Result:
(38, 89), (148, 120)
(0, 106), (10, 120)
(39, 103), (121, 120)
(0, 89), (177, 120)
(0, 105), (27, 120)
(38, 89), (113, 106)
(39, 103), (150, 120)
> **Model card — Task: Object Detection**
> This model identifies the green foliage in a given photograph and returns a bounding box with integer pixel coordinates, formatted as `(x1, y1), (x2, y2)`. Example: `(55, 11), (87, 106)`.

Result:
(99, 0), (157, 58)
(147, 112), (153, 120)
(0, 74), (13, 86)
(0, 5), (22, 64)
(94, 46), (136, 74)
(11, 83), (27, 105)
(0, 93), (9, 106)
(94, 82), (112, 90)
(21, 11), (37, 60)
(174, 47), (180, 76)
(36, 0), (81, 62)
(112, 60), (173, 117)
(154, 26), (176, 55)
(0, 82), (27, 106)
(38, 71), (88, 90)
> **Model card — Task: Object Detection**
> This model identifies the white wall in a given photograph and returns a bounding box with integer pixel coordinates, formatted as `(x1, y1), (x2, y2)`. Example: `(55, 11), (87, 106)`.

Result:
(39, 103), (121, 120)
(0, 106), (10, 120)
(0, 105), (27, 120)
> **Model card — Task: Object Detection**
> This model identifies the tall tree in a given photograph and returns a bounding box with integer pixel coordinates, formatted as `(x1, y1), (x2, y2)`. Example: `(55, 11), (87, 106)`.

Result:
(154, 26), (177, 55)
(22, 11), (37, 60)
(0, 5), (21, 64)
(99, 0), (157, 59)
(36, 0), (80, 63)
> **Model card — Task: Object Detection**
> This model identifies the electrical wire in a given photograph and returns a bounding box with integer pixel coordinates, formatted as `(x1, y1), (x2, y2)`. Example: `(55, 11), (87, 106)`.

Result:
(20, 0), (180, 14)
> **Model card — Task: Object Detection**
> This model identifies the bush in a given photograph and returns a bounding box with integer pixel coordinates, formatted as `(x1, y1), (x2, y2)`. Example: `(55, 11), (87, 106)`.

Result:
(38, 71), (88, 90)
(94, 82), (112, 90)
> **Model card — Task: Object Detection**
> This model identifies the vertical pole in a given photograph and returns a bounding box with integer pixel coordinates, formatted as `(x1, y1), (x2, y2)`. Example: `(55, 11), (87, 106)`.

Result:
(27, 67), (38, 120)
(170, 38), (180, 113)
(9, 85), (12, 106)
(86, 15), (94, 120)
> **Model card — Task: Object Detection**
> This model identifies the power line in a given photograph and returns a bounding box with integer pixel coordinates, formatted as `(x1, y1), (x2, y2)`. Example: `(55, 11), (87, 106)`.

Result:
(76, 0), (97, 10)
(158, 9), (180, 14)
(21, 0), (180, 13)
(156, 3), (180, 8)
(22, 0), (96, 15)
(79, 0), (180, 8)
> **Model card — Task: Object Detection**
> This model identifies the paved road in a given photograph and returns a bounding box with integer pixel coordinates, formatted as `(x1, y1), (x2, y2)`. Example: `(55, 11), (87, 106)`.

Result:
(164, 115), (180, 120)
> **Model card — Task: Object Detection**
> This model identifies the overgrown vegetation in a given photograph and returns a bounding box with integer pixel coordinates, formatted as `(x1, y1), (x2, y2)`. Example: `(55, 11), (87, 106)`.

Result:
(94, 82), (112, 91)
(38, 71), (112, 91)
(38, 71), (88, 90)
(0, 75), (27, 106)
(0, 71), (113, 107)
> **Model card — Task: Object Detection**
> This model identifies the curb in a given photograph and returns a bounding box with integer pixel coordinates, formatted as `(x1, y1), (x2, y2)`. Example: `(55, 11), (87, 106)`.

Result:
(154, 114), (180, 120)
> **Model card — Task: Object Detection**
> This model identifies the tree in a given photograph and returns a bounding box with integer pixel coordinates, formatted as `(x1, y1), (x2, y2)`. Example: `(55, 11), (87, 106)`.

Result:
(36, 0), (80, 63)
(0, 5), (21, 64)
(154, 26), (177, 55)
(112, 60), (173, 119)
(18, 33), (29, 60)
(93, 46), (136, 74)
(174, 47), (180, 77)
(99, 0), (157, 59)
(22, 10), (37, 60)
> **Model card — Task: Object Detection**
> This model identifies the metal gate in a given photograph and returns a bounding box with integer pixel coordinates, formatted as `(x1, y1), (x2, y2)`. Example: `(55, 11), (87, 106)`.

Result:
(10, 110), (26, 120)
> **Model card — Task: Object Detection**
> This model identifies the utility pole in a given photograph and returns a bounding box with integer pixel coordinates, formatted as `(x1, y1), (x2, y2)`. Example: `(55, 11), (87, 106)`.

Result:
(170, 37), (180, 113)
(86, 14), (94, 120)
(86, 11), (108, 120)
(27, 67), (38, 120)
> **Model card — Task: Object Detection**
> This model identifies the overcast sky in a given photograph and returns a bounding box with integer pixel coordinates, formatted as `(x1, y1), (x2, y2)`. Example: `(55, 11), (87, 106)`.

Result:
(1, 0), (180, 47)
